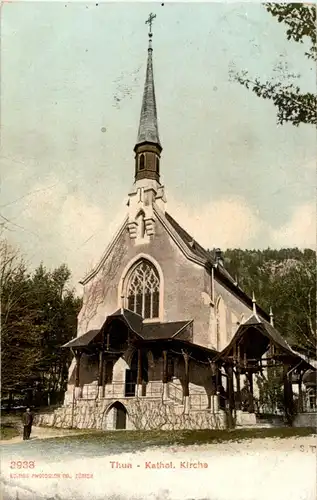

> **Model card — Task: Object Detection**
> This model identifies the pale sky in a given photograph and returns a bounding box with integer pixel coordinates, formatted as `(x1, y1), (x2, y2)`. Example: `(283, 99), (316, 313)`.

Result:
(1, 2), (316, 291)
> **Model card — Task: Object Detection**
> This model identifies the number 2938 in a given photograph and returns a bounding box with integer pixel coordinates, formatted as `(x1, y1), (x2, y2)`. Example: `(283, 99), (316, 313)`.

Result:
(10, 461), (35, 469)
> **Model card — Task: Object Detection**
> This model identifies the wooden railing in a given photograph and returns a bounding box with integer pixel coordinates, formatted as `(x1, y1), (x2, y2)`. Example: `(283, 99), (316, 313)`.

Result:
(168, 383), (184, 404)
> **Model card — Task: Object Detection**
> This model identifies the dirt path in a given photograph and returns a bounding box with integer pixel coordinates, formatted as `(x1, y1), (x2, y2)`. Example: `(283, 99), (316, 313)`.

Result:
(0, 426), (86, 445)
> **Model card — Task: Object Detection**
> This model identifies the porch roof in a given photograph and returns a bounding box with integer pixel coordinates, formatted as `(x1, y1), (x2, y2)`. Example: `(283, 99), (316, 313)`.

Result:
(105, 308), (143, 336)
(62, 329), (100, 348)
(62, 310), (194, 348)
(141, 320), (193, 340)
(216, 314), (316, 370)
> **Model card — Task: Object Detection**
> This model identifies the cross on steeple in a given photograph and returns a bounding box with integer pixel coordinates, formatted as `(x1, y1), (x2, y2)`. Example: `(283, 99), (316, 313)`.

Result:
(145, 12), (156, 35)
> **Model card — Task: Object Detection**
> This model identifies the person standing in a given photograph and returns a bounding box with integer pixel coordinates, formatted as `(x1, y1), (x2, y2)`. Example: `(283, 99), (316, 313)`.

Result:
(22, 408), (33, 440)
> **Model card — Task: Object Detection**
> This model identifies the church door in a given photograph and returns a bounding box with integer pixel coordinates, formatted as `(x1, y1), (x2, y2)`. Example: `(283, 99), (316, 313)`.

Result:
(115, 404), (127, 430)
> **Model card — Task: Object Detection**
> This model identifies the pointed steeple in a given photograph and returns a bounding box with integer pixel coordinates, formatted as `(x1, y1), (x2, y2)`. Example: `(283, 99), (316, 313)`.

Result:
(134, 13), (162, 184)
(136, 40), (161, 147)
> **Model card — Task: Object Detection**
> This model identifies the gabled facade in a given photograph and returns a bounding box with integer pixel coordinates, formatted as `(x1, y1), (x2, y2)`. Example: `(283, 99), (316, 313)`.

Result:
(37, 20), (314, 432)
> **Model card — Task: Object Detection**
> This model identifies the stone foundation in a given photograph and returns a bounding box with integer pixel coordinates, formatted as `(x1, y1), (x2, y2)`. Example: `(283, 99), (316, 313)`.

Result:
(235, 410), (257, 427)
(35, 397), (226, 431)
(293, 412), (317, 428)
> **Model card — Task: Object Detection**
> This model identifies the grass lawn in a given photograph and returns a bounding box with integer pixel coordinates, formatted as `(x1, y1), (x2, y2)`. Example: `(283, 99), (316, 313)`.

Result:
(1, 413), (24, 440)
(1, 423), (20, 440)
(41, 426), (316, 449)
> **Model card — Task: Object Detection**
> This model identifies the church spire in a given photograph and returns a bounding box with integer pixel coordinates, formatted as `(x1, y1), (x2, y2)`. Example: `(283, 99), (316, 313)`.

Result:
(134, 13), (162, 184)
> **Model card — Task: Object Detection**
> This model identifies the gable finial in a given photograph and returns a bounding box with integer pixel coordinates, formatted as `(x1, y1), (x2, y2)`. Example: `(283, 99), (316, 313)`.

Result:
(269, 306), (274, 327)
(252, 291), (257, 315)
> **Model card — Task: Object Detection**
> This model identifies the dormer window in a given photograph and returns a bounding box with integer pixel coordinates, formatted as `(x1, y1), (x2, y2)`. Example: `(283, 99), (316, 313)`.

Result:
(139, 154), (145, 171)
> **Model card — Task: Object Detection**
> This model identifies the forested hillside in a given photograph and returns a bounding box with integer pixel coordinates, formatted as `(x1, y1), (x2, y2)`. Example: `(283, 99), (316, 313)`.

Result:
(219, 248), (316, 357)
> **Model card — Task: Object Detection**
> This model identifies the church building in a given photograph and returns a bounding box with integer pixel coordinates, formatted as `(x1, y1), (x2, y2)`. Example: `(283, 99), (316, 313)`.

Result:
(40, 16), (315, 431)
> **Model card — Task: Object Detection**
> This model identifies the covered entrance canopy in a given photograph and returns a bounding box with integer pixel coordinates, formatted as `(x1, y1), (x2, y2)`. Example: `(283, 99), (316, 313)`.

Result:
(62, 308), (218, 400)
(216, 314), (315, 371)
(214, 314), (316, 419)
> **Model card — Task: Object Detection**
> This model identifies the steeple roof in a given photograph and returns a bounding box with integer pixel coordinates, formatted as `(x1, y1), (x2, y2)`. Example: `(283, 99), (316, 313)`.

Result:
(135, 40), (161, 149)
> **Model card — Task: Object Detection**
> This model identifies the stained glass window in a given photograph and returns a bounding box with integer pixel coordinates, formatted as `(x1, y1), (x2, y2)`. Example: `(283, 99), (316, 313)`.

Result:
(127, 260), (160, 319)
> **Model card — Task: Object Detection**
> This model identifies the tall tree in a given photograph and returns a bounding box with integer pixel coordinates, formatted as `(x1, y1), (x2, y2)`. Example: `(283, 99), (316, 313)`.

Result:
(1, 239), (82, 403)
(1, 240), (42, 395)
(31, 263), (82, 397)
(233, 3), (316, 126)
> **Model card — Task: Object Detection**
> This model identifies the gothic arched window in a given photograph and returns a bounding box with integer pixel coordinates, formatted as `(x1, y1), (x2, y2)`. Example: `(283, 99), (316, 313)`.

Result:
(139, 154), (145, 171)
(127, 260), (160, 319)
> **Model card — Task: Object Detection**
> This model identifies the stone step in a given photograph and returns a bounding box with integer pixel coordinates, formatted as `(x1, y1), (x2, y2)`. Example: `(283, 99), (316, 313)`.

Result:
(236, 423), (274, 429)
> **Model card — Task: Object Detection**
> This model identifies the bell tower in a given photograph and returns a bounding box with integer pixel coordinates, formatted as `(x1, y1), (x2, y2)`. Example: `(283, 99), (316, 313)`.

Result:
(134, 13), (162, 185)
(128, 13), (166, 241)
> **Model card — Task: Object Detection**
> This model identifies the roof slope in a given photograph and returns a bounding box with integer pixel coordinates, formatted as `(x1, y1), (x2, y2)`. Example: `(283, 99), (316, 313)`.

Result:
(217, 314), (316, 369)
(107, 308), (143, 336)
(142, 320), (192, 340)
(62, 330), (100, 348)
(165, 211), (237, 284)
(136, 46), (161, 147)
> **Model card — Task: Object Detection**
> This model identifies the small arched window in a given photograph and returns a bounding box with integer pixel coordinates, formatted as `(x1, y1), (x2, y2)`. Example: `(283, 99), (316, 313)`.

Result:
(126, 260), (160, 319)
(156, 156), (160, 174)
(139, 154), (145, 171)
(136, 211), (145, 239)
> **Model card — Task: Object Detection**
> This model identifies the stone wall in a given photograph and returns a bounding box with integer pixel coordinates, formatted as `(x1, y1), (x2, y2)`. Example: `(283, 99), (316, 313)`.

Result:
(293, 412), (317, 428)
(36, 397), (226, 431)
(214, 278), (259, 349)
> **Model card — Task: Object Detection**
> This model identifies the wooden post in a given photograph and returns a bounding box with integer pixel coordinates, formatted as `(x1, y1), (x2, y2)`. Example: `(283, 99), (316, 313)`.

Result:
(236, 369), (241, 410)
(102, 357), (107, 398)
(247, 371), (254, 412)
(227, 365), (235, 410)
(162, 350), (168, 399)
(183, 352), (189, 397)
(98, 351), (104, 386)
(162, 350), (168, 384)
(226, 365), (234, 429)
(210, 361), (217, 395)
(137, 349), (142, 386)
(98, 350), (104, 397)
(298, 372), (303, 413)
(183, 351), (190, 413)
(236, 345), (241, 410)
(283, 364), (294, 424)
(75, 351), (82, 388)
